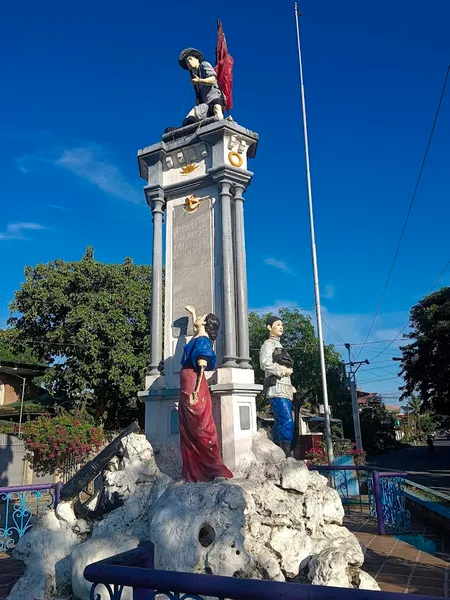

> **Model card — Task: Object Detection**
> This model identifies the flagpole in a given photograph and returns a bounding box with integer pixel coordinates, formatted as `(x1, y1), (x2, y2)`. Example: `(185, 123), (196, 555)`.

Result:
(294, 3), (334, 465)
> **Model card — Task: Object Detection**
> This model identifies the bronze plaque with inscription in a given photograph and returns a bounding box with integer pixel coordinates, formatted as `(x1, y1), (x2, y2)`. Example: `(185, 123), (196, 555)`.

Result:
(171, 199), (213, 337)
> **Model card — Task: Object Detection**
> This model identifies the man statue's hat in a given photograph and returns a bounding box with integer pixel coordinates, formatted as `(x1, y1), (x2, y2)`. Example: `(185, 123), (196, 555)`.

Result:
(178, 47), (204, 70)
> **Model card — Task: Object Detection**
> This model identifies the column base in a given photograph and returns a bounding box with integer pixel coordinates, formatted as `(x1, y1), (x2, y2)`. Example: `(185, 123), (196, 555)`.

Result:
(138, 378), (182, 480)
(148, 364), (161, 377)
(221, 356), (239, 368)
(237, 357), (253, 369)
(210, 367), (262, 472)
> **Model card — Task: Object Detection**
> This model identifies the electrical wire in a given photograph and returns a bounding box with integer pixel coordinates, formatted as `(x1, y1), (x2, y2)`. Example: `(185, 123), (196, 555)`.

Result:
(358, 376), (400, 385)
(369, 258), (450, 361)
(356, 65), (450, 360)
(322, 318), (345, 344)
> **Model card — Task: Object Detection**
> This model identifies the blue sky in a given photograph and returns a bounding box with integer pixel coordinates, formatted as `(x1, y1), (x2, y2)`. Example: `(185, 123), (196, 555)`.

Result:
(1, 0), (449, 402)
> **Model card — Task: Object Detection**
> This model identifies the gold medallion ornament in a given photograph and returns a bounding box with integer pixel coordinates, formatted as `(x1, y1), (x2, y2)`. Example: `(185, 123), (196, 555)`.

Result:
(180, 163), (198, 175)
(228, 151), (243, 168)
(184, 195), (200, 212)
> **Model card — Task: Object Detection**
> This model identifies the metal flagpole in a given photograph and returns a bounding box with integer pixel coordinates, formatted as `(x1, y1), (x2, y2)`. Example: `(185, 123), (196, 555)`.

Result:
(294, 3), (334, 464)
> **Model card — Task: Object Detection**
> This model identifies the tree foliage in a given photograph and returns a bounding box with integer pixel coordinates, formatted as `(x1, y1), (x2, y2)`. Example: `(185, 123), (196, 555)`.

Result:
(0, 328), (43, 365)
(248, 308), (350, 415)
(359, 399), (398, 455)
(398, 288), (450, 415)
(8, 247), (151, 429)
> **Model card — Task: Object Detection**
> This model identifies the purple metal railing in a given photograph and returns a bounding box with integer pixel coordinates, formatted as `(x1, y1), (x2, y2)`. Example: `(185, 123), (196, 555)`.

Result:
(84, 545), (443, 600)
(0, 482), (61, 550)
(309, 465), (410, 535)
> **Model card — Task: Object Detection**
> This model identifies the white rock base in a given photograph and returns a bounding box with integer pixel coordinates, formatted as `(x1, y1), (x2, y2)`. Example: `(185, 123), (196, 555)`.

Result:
(9, 430), (377, 599)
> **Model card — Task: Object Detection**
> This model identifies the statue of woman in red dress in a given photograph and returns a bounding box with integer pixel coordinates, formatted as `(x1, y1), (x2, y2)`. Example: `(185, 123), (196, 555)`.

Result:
(179, 305), (233, 483)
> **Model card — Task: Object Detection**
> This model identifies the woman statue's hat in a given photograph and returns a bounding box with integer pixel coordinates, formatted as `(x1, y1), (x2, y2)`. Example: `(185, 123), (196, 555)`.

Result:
(178, 47), (204, 70)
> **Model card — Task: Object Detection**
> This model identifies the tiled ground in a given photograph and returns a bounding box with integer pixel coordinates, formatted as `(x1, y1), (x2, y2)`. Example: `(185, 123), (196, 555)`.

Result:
(0, 514), (448, 598)
(346, 512), (450, 596)
(0, 552), (25, 599)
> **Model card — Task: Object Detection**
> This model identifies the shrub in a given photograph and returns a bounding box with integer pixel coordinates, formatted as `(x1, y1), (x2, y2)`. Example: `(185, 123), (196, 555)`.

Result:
(304, 446), (327, 465)
(11, 409), (105, 476)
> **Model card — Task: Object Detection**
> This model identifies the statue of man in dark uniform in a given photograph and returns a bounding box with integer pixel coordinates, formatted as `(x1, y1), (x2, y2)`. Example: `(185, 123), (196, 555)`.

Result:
(178, 47), (225, 127)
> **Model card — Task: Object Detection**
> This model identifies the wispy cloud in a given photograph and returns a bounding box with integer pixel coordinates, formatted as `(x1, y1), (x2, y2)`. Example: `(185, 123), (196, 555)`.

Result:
(323, 284), (336, 300)
(249, 300), (311, 314)
(17, 143), (141, 205)
(47, 204), (72, 212)
(263, 257), (295, 276)
(0, 222), (46, 241)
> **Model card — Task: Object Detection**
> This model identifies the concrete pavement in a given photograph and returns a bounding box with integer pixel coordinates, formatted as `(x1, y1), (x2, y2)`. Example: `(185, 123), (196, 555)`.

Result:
(369, 439), (450, 494)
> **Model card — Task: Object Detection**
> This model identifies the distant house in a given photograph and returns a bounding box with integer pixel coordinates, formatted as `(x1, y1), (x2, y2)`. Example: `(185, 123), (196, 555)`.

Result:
(0, 361), (54, 424)
(0, 361), (47, 406)
(357, 390), (381, 408)
(384, 403), (404, 440)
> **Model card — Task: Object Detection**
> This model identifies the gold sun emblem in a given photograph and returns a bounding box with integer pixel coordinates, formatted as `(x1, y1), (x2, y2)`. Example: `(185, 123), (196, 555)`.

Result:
(180, 163), (198, 175)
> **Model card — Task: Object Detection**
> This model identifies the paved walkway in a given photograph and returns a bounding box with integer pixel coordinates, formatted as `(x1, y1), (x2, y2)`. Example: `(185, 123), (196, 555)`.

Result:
(0, 552), (24, 599)
(1, 515), (449, 598)
(346, 513), (450, 596)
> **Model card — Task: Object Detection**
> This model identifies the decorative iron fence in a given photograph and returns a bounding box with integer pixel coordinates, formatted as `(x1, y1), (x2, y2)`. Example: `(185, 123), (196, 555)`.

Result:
(310, 465), (411, 535)
(0, 482), (61, 551)
(84, 544), (442, 600)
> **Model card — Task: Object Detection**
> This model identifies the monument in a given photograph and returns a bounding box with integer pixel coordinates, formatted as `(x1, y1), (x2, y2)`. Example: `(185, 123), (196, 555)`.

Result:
(6, 30), (379, 600)
(137, 41), (262, 474)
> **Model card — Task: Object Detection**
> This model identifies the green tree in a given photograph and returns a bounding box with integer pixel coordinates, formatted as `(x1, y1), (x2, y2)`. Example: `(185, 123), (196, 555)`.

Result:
(359, 398), (398, 455)
(398, 288), (450, 415)
(249, 308), (350, 419)
(8, 247), (151, 429)
(0, 328), (43, 365)
(404, 395), (423, 436)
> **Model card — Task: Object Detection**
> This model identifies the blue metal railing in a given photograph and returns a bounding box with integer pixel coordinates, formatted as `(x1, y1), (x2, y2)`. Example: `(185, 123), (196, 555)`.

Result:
(309, 465), (411, 535)
(84, 545), (442, 600)
(0, 482), (61, 551)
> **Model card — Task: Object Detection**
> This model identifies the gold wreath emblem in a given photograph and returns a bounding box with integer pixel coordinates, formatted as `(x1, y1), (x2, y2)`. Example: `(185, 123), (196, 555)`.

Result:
(180, 163), (198, 175)
(228, 151), (243, 168)
(184, 195), (200, 212)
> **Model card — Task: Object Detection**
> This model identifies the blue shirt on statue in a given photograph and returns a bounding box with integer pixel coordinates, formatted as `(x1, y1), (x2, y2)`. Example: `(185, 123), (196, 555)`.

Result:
(181, 336), (216, 370)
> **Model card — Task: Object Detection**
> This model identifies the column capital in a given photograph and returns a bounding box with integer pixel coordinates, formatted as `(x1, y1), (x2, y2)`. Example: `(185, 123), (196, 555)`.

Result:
(232, 183), (246, 202)
(209, 166), (254, 190)
(144, 185), (165, 213)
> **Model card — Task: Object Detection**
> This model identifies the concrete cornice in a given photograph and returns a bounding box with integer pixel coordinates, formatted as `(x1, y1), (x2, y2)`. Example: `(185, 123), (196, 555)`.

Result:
(210, 383), (263, 395)
(208, 165), (255, 188)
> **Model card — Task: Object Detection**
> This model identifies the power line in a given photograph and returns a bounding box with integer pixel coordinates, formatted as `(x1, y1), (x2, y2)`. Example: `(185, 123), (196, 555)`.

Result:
(359, 364), (399, 373)
(369, 258), (450, 361)
(322, 318), (345, 344)
(356, 65), (450, 360)
(2, 336), (410, 353)
(358, 376), (400, 385)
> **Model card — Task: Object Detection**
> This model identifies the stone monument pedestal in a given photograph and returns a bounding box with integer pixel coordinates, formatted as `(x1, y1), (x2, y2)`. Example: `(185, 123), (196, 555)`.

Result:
(137, 118), (262, 474)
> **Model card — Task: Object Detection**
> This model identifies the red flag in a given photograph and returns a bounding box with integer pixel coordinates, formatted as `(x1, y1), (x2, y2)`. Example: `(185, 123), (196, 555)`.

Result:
(215, 20), (234, 110)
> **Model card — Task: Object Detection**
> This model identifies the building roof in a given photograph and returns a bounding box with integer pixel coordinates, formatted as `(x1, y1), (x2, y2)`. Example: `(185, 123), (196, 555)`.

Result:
(0, 361), (47, 378)
(357, 391), (380, 405)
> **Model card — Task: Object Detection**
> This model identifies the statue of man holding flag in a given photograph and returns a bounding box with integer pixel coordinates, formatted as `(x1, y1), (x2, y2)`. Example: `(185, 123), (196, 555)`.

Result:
(177, 21), (234, 128)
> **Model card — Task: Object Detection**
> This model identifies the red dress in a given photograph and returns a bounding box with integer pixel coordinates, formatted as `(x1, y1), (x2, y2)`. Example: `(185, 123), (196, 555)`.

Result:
(179, 336), (233, 483)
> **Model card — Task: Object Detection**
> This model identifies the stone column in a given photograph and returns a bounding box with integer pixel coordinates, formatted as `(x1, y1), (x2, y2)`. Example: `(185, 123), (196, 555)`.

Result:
(233, 183), (252, 369)
(147, 188), (165, 375)
(218, 179), (238, 367)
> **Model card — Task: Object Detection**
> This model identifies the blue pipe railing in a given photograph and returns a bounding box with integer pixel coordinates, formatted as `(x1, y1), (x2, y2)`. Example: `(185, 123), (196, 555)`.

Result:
(0, 482), (61, 551)
(84, 545), (442, 600)
(309, 465), (410, 535)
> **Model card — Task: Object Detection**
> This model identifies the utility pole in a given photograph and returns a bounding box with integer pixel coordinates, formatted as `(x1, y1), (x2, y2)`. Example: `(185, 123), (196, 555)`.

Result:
(294, 3), (334, 465)
(345, 343), (368, 452)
